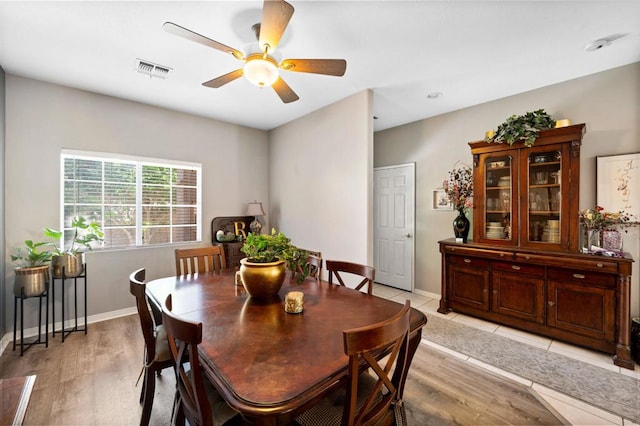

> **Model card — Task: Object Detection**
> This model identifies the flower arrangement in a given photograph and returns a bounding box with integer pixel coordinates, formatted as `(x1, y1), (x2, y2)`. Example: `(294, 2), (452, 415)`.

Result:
(443, 164), (473, 211)
(579, 206), (637, 231)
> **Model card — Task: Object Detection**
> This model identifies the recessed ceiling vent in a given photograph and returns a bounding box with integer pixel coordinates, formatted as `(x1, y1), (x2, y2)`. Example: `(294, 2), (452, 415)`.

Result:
(135, 58), (171, 79)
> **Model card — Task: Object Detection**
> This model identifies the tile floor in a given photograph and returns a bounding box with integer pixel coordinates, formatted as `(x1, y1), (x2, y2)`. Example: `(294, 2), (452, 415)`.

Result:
(372, 283), (640, 426)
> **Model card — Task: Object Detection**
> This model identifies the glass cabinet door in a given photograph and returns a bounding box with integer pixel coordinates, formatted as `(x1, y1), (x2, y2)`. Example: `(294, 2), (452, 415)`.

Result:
(483, 155), (514, 242)
(525, 149), (562, 246)
(471, 125), (583, 251)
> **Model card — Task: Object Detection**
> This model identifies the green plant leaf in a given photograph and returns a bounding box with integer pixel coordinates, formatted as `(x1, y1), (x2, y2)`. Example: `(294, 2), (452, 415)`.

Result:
(486, 109), (555, 147)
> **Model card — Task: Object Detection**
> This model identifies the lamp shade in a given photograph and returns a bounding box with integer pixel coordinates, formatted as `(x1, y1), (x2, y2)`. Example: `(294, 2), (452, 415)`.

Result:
(246, 201), (266, 217)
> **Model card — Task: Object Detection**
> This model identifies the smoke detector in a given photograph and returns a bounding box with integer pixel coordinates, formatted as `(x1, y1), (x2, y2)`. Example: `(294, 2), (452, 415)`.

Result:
(135, 59), (171, 79)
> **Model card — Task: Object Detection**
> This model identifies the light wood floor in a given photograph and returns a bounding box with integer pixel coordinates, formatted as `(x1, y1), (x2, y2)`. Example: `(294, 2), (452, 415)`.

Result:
(1, 315), (564, 425)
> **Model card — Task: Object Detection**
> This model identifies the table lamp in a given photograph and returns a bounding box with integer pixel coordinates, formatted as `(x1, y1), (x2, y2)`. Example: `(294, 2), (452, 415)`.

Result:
(246, 201), (265, 235)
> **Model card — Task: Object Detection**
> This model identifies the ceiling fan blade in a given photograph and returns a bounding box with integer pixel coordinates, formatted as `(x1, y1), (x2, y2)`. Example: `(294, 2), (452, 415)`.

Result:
(272, 77), (299, 103)
(163, 22), (244, 60)
(259, 0), (294, 52)
(280, 59), (347, 76)
(202, 69), (244, 88)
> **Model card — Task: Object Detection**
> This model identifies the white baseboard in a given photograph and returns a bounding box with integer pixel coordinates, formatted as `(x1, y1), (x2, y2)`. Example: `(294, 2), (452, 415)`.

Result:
(0, 306), (137, 355)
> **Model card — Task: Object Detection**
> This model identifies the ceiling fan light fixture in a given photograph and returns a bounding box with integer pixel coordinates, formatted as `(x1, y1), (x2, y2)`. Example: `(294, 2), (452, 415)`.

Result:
(243, 53), (279, 87)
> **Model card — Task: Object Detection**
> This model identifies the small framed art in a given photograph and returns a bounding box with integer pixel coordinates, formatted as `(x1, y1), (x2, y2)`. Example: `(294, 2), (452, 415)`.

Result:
(433, 188), (452, 210)
(597, 153), (639, 219)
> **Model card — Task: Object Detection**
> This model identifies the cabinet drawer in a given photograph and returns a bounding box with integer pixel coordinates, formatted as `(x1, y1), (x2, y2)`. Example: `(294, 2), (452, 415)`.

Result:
(548, 268), (616, 288)
(516, 253), (618, 273)
(493, 261), (544, 277)
(444, 245), (512, 261)
(448, 255), (490, 269)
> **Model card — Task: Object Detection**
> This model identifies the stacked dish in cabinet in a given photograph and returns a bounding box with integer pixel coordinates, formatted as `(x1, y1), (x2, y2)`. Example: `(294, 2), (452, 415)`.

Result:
(486, 222), (505, 239)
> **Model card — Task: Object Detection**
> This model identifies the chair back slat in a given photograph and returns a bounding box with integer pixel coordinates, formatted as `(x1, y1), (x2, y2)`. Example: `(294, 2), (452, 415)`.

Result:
(342, 300), (411, 426)
(162, 294), (212, 426)
(326, 260), (375, 295)
(307, 254), (323, 279)
(295, 249), (323, 280)
(175, 246), (226, 276)
(129, 268), (158, 361)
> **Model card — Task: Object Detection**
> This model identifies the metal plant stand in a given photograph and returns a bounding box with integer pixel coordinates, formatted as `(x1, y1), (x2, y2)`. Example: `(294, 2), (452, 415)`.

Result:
(13, 286), (49, 356)
(51, 264), (88, 342)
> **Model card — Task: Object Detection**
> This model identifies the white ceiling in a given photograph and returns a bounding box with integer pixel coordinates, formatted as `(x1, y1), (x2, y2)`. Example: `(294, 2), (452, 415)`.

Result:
(1, 1), (639, 132)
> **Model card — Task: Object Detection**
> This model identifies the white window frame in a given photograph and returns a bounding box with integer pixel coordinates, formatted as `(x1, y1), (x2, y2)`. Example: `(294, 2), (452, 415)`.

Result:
(60, 149), (202, 249)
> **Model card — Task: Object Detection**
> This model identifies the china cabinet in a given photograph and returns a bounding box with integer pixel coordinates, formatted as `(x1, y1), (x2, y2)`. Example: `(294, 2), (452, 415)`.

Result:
(439, 124), (636, 369)
(470, 124), (583, 251)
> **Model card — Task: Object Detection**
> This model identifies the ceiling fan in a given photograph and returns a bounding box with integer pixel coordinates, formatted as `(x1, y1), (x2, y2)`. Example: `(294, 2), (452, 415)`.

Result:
(163, 0), (347, 103)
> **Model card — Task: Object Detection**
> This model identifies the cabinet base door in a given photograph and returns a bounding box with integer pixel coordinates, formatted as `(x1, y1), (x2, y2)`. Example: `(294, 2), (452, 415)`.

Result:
(547, 281), (615, 342)
(449, 265), (490, 311)
(493, 272), (545, 324)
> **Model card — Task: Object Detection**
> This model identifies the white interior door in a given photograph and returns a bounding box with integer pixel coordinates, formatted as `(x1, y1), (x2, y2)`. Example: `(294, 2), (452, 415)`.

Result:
(374, 164), (415, 291)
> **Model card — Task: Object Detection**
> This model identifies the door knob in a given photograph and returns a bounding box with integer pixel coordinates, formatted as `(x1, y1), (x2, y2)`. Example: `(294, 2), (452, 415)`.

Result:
(405, 233), (412, 238)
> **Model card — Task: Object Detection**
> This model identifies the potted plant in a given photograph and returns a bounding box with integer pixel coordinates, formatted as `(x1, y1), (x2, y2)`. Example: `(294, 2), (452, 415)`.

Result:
(485, 109), (555, 147)
(44, 216), (104, 278)
(11, 240), (54, 297)
(239, 229), (309, 298)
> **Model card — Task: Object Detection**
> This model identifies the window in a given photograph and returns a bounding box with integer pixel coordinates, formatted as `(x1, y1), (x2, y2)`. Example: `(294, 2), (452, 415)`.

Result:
(61, 150), (202, 249)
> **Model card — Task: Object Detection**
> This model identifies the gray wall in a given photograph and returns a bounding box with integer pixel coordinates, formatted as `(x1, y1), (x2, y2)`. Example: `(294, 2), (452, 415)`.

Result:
(3, 62), (639, 341)
(3, 75), (269, 332)
(0, 66), (5, 338)
(375, 62), (640, 317)
(269, 90), (374, 277)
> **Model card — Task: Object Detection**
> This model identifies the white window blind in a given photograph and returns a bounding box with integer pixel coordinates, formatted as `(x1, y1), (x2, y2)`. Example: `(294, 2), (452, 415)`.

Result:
(61, 150), (202, 249)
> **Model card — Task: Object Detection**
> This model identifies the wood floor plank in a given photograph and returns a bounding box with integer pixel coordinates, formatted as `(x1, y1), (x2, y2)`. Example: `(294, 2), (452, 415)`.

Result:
(1, 315), (565, 425)
(404, 345), (565, 425)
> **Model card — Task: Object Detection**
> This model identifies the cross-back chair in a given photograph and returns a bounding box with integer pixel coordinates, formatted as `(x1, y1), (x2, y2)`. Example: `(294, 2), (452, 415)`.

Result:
(175, 246), (226, 276)
(161, 294), (240, 426)
(129, 268), (173, 426)
(295, 249), (323, 279)
(296, 300), (412, 426)
(326, 260), (375, 295)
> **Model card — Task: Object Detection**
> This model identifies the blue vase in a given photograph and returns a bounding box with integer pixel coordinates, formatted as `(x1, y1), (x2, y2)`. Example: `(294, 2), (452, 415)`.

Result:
(453, 208), (470, 243)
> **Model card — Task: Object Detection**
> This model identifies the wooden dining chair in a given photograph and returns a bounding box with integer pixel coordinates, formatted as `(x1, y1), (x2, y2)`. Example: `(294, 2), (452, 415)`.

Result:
(326, 260), (375, 295)
(161, 294), (241, 426)
(307, 253), (323, 279)
(175, 246), (226, 276)
(295, 249), (323, 279)
(296, 300), (412, 426)
(129, 268), (174, 426)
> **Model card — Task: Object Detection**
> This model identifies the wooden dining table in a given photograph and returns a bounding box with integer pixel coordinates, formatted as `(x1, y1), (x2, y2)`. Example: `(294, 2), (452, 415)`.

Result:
(146, 270), (427, 425)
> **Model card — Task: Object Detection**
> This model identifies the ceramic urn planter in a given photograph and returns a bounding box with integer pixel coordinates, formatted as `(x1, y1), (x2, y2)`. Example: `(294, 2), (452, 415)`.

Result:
(239, 258), (286, 299)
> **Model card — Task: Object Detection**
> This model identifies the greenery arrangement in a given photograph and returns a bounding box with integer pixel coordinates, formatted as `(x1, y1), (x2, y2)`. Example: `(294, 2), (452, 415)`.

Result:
(241, 228), (310, 282)
(44, 216), (104, 255)
(486, 109), (556, 147)
(11, 240), (54, 267)
(443, 164), (474, 212)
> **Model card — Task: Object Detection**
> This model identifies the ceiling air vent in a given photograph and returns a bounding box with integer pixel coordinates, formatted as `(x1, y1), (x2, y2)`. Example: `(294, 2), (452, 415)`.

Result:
(135, 58), (171, 79)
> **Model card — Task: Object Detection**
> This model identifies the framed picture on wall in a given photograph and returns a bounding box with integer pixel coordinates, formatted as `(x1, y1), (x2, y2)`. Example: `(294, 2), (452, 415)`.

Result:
(433, 188), (453, 210)
(597, 153), (640, 220)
